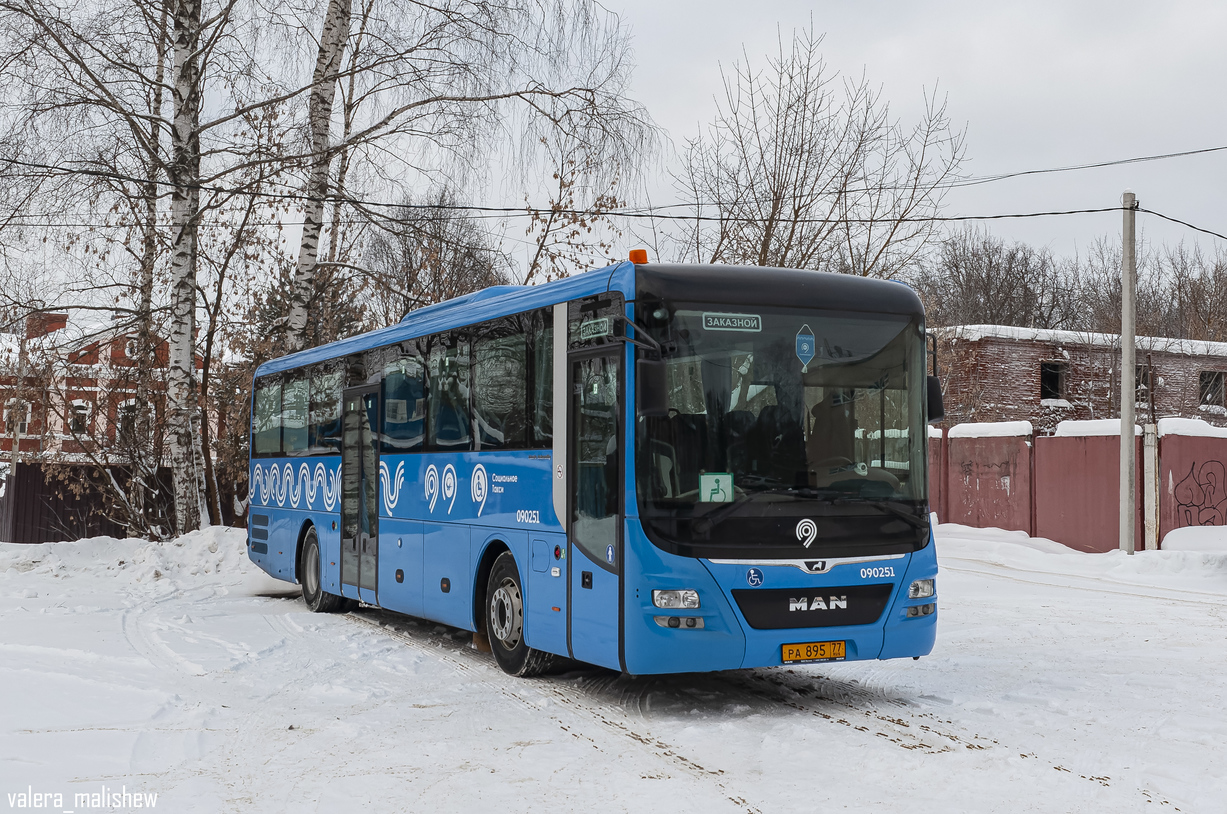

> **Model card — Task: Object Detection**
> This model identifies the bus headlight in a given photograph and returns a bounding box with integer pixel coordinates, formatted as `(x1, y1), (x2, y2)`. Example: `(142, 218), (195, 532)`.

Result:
(908, 579), (935, 599)
(652, 589), (700, 609)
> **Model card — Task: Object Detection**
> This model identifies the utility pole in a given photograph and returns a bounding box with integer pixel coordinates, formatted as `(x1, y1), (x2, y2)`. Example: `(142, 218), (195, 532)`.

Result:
(1120, 190), (1138, 555)
(8, 317), (29, 476)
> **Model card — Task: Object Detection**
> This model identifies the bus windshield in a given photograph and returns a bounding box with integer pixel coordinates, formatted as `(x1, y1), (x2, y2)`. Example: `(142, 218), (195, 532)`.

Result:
(636, 302), (928, 558)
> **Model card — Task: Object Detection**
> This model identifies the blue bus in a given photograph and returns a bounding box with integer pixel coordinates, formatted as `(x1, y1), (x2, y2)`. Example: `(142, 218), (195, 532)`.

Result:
(247, 259), (942, 676)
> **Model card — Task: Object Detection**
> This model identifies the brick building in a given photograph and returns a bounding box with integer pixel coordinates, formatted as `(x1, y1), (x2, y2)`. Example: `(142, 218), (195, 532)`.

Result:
(0, 312), (179, 542)
(935, 325), (1227, 435)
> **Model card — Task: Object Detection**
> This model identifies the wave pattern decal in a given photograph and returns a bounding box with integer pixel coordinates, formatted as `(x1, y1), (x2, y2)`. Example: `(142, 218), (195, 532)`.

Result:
(380, 460), (406, 510)
(251, 462), (341, 511)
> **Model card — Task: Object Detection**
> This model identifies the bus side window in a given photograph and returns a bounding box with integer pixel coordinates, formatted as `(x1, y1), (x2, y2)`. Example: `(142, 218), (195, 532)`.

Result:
(382, 343), (426, 453)
(309, 364), (343, 454)
(282, 372), (309, 455)
(474, 318), (529, 450)
(427, 333), (472, 451)
(531, 309), (552, 448)
(252, 377), (282, 457)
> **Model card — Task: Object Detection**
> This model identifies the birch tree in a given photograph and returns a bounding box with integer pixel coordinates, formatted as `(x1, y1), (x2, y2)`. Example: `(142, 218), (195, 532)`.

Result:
(675, 27), (964, 276)
(280, 0), (652, 351)
(0, 0), (286, 534)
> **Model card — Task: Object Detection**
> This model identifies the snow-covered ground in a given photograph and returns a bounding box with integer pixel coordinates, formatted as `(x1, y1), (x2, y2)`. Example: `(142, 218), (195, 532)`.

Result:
(3, 524), (1226, 813)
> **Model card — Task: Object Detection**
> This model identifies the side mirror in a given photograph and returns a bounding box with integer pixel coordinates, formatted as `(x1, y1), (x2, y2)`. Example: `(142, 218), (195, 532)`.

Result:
(927, 375), (945, 423)
(637, 359), (669, 417)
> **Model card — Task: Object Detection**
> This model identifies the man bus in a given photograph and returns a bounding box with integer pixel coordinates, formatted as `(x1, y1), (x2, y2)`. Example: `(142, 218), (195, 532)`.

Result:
(247, 257), (941, 676)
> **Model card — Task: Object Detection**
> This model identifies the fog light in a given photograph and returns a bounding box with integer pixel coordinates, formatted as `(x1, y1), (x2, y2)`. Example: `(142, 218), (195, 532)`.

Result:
(653, 589), (700, 609)
(908, 579), (935, 599)
(906, 603), (936, 618)
(654, 616), (705, 629)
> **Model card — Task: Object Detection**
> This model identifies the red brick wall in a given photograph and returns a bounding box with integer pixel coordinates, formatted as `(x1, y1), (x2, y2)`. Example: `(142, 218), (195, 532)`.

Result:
(938, 333), (1227, 436)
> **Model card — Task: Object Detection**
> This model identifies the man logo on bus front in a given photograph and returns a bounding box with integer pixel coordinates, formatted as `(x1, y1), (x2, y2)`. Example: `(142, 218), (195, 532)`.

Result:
(796, 518), (817, 548)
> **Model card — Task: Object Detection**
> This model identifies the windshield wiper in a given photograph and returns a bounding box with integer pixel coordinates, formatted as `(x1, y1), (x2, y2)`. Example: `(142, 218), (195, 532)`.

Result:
(691, 491), (797, 533)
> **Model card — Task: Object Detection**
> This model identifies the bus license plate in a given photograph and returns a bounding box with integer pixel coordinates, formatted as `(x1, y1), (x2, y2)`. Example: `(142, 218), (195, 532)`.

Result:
(781, 640), (846, 664)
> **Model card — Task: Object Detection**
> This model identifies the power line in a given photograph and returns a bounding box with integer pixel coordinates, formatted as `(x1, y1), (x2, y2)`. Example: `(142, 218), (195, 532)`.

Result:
(1138, 207), (1227, 243)
(948, 145), (1227, 189)
(5, 156), (1226, 240)
(0, 152), (1207, 224)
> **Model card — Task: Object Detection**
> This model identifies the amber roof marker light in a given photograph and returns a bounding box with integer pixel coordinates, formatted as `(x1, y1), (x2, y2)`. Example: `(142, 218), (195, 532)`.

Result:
(628, 249), (649, 264)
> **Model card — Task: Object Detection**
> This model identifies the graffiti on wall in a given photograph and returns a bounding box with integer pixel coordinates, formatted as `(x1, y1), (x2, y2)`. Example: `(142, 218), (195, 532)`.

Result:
(1173, 461), (1226, 527)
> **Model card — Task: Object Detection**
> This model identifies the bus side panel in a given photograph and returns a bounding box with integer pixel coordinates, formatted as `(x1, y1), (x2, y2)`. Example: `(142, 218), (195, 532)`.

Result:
(248, 456), (343, 588)
(523, 531), (568, 657)
(421, 522), (475, 630)
(378, 520), (423, 617)
(260, 506), (304, 583)
(317, 513), (342, 596)
(877, 533), (938, 660)
(569, 545), (621, 671)
(621, 521), (746, 675)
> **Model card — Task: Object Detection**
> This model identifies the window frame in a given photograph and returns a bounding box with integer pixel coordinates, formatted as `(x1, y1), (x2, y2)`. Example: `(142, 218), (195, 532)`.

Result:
(472, 315), (532, 451)
(425, 330), (474, 453)
(251, 375), (283, 458)
(1199, 370), (1226, 408)
(379, 341), (427, 455)
(1039, 361), (1067, 401)
(116, 398), (139, 445)
(308, 361), (344, 456)
(3, 398), (29, 437)
(66, 399), (91, 435)
(253, 305), (562, 460)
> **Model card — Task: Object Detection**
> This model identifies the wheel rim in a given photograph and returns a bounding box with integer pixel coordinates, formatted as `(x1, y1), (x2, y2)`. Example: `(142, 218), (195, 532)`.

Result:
(304, 541), (319, 597)
(489, 576), (523, 650)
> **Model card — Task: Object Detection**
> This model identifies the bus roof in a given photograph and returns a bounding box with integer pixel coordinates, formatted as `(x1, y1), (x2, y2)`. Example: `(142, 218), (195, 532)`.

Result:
(254, 261), (924, 378)
(254, 260), (635, 378)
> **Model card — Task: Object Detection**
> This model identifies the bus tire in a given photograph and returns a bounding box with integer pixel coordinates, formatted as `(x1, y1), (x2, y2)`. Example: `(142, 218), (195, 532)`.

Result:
(486, 551), (555, 677)
(301, 526), (347, 613)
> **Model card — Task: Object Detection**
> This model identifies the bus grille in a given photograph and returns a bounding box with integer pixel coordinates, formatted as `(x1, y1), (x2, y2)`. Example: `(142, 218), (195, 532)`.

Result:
(730, 584), (894, 629)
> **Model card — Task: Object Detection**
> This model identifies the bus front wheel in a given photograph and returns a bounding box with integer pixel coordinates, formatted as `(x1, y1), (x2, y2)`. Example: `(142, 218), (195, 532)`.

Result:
(486, 551), (555, 677)
(301, 526), (349, 613)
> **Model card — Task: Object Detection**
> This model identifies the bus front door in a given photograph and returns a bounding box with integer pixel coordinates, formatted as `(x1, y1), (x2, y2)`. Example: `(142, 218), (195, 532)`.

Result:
(567, 351), (622, 670)
(341, 386), (380, 603)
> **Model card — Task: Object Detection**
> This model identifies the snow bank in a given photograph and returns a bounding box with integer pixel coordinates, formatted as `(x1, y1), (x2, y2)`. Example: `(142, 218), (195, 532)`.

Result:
(1054, 419), (1142, 436)
(1157, 417), (1227, 438)
(940, 324), (1227, 357)
(937, 522), (1227, 585)
(948, 420), (1032, 438)
(1162, 525), (1227, 552)
(0, 527), (254, 596)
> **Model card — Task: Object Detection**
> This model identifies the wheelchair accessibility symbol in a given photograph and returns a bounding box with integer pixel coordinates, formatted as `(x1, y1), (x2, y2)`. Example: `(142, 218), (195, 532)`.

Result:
(746, 567), (764, 587)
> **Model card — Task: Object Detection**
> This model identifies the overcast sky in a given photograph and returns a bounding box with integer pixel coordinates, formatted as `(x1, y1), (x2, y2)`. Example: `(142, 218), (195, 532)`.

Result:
(607, 0), (1227, 260)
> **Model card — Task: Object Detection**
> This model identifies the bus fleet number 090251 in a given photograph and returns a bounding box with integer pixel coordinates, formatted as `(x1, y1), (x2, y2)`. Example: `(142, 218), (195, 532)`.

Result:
(860, 566), (895, 579)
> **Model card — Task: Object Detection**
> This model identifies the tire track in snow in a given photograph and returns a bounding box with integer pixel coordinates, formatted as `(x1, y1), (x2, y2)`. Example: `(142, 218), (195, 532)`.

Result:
(941, 559), (1227, 608)
(347, 609), (764, 814)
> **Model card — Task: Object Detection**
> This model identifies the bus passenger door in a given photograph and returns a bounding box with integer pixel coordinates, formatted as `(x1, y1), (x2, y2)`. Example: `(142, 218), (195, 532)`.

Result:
(567, 352), (622, 670)
(341, 386), (380, 603)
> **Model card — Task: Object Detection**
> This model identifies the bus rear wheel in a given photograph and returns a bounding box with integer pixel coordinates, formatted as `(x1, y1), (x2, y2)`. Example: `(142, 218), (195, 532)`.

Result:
(301, 527), (349, 613)
(486, 552), (556, 677)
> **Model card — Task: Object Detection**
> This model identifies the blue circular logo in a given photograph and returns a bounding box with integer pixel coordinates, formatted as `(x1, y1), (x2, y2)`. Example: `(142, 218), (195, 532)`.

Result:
(746, 568), (764, 587)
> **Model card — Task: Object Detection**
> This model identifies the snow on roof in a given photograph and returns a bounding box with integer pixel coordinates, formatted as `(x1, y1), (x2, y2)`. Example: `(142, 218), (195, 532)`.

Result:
(1054, 419), (1142, 437)
(928, 425), (943, 438)
(1157, 417), (1227, 438)
(938, 324), (1227, 358)
(948, 420), (1033, 438)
